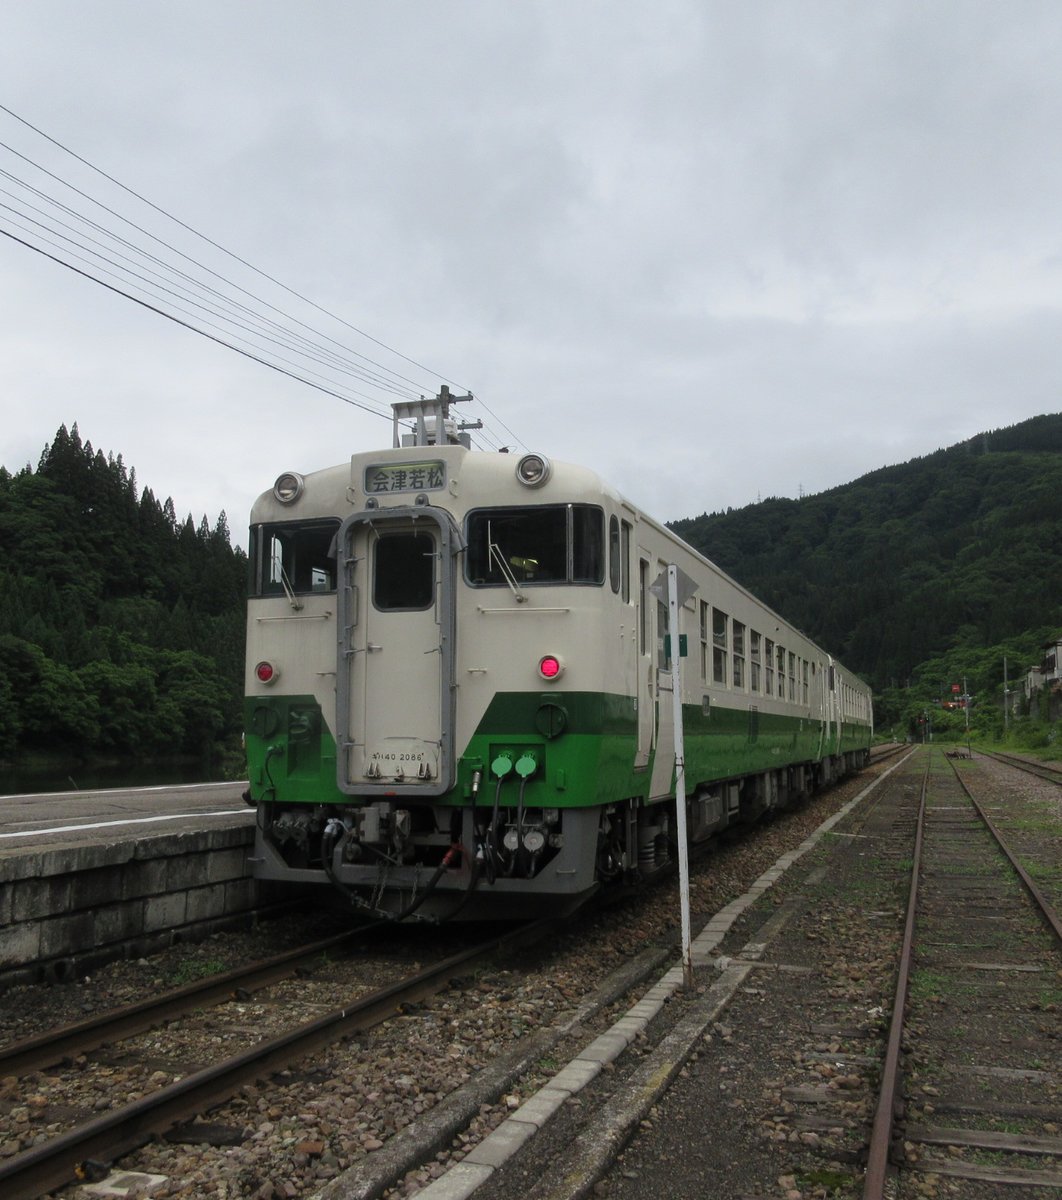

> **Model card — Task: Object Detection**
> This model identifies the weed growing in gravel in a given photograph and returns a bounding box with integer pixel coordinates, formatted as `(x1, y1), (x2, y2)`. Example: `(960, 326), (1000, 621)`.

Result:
(1032, 985), (1062, 1010)
(795, 1166), (856, 1195)
(1024, 861), (1062, 883)
(909, 969), (950, 1001)
(989, 1118), (1039, 1136)
(969, 1147), (1037, 1170)
(998, 813), (1060, 834)
(170, 957), (228, 985)
(930, 860), (1000, 876)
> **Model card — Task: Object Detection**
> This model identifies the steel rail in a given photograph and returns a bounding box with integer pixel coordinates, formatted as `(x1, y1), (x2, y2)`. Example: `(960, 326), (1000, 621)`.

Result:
(978, 748), (1062, 788)
(951, 760), (1062, 947)
(862, 755), (929, 1200)
(869, 743), (907, 764)
(0, 924), (378, 1076)
(0, 916), (554, 1200)
(864, 749), (1062, 1199)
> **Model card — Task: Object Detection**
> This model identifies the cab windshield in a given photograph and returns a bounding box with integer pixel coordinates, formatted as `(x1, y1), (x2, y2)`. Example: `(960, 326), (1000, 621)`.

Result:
(251, 520), (340, 596)
(465, 505), (604, 587)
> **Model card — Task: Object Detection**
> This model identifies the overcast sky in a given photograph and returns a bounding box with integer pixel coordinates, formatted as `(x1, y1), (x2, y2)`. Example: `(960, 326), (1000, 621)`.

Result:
(2, 1), (1061, 537)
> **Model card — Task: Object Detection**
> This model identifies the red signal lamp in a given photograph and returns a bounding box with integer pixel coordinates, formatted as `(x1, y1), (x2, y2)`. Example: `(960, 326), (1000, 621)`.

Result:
(255, 660), (279, 685)
(538, 654), (564, 681)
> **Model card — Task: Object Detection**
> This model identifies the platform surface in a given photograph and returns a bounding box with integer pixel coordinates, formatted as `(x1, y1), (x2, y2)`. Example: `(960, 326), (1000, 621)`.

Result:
(0, 782), (252, 859)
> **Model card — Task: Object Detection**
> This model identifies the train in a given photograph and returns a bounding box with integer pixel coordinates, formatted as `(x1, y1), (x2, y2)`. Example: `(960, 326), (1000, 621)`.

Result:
(243, 392), (873, 920)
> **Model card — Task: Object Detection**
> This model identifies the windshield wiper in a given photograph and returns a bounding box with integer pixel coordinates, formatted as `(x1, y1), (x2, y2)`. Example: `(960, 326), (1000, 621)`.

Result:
(487, 521), (526, 603)
(278, 561), (304, 611)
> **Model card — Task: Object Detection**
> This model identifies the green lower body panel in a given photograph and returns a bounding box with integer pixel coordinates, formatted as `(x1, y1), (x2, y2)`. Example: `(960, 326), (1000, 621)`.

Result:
(245, 691), (870, 811)
(245, 695), (340, 806)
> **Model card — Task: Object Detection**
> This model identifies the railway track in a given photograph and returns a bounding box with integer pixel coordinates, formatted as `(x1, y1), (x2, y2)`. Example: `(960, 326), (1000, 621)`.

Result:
(0, 763), (892, 1195)
(0, 917), (558, 1200)
(0, 924), (383, 1078)
(868, 742), (908, 765)
(978, 747), (1062, 788)
(864, 750), (1062, 1197)
(520, 746), (1058, 1199)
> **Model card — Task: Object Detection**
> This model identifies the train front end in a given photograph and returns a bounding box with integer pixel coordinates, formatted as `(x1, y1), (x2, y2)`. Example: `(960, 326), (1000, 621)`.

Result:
(244, 407), (620, 920)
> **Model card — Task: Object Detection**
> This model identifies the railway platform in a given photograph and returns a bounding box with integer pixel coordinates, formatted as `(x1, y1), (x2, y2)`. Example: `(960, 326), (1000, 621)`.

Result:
(0, 782), (263, 989)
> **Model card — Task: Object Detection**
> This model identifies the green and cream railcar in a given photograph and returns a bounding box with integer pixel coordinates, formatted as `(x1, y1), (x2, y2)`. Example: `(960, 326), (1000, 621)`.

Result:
(245, 402), (872, 919)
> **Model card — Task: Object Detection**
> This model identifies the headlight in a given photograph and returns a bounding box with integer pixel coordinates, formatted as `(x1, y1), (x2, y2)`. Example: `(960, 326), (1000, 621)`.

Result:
(273, 472), (304, 504)
(516, 454), (552, 488)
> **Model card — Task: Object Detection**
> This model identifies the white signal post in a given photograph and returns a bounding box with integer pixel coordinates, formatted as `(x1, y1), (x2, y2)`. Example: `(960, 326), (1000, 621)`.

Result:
(652, 564), (698, 989)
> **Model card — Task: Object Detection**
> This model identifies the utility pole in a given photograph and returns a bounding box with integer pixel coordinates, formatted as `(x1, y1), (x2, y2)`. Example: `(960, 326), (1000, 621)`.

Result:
(963, 674), (972, 757)
(1003, 656), (1010, 733)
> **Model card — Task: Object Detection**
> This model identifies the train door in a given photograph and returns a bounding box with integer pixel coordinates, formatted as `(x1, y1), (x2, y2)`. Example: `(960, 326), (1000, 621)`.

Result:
(826, 657), (839, 755)
(649, 558), (676, 798)
(336, 507), (460, 796)
(635, 556), (654, 768)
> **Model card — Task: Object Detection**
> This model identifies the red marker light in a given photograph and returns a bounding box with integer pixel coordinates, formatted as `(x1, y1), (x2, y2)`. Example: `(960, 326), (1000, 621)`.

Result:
(538, 655), (563, 680)
(255, 661), (276, 684)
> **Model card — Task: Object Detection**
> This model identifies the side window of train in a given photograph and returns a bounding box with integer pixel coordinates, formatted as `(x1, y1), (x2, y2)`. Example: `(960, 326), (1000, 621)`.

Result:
(373, 532), (435, 611)
(609, 516), (621, 593)
(255, 520), (340, 595)
(712, 609), (728, 685)
(732, 620), (746, 688)
(571, 506), (604, 583)
(750, 630), (761, 692)
(639, 559), (649, 655)
(609, 517), (633, 600)
(621, 521), (632, 601)
(699, 601), (709, 681)
(656, 596), (669, 670)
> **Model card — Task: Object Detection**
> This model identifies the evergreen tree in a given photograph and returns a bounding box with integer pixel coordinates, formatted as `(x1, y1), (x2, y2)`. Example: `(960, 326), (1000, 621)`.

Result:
(0, 426), (249, 763)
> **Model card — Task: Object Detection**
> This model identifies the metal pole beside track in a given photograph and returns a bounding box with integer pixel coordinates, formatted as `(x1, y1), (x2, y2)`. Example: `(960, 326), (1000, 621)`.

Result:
(668, 564), (694, 989)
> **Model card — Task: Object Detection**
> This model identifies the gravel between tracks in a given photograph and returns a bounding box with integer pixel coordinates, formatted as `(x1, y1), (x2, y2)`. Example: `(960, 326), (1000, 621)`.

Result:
(465, 748), (1060, 1200)
(1, 757), (904, 1200)
(466, 755), (915, 1200)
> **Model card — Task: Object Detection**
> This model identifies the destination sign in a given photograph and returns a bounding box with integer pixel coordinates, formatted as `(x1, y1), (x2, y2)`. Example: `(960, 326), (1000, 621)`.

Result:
(365, 461), (446, 494)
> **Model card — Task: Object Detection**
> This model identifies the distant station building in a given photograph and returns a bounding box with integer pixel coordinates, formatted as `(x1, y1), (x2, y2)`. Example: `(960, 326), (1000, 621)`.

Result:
(1015, 633), (1062, 721)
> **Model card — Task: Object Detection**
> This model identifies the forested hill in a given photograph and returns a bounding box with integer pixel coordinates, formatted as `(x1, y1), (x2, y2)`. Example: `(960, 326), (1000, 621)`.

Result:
(670, 414), (1062, 692)
(0, 425), (246, 761)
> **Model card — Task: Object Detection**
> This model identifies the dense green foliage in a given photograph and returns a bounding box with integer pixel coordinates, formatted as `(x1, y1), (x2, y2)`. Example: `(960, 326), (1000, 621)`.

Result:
(0, 426), (246, 762)
(873, 624), (1059, 743)
(671, 414), (1062, 738)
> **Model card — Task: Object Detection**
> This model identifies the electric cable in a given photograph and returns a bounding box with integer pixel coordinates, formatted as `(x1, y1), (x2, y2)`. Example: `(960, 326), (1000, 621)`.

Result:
(0, 224), (398, 420)
(0, 114), (459, 396)
(0, 103), (529, 450)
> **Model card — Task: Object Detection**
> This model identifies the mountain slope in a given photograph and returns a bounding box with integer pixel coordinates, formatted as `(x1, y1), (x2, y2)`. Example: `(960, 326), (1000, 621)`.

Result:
(669, 414), (1062, 690)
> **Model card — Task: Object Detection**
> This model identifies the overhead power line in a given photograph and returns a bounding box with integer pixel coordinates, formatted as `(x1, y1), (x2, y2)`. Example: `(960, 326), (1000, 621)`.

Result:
(0, 103), (525, 453)
(0, 224), (395, 421)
